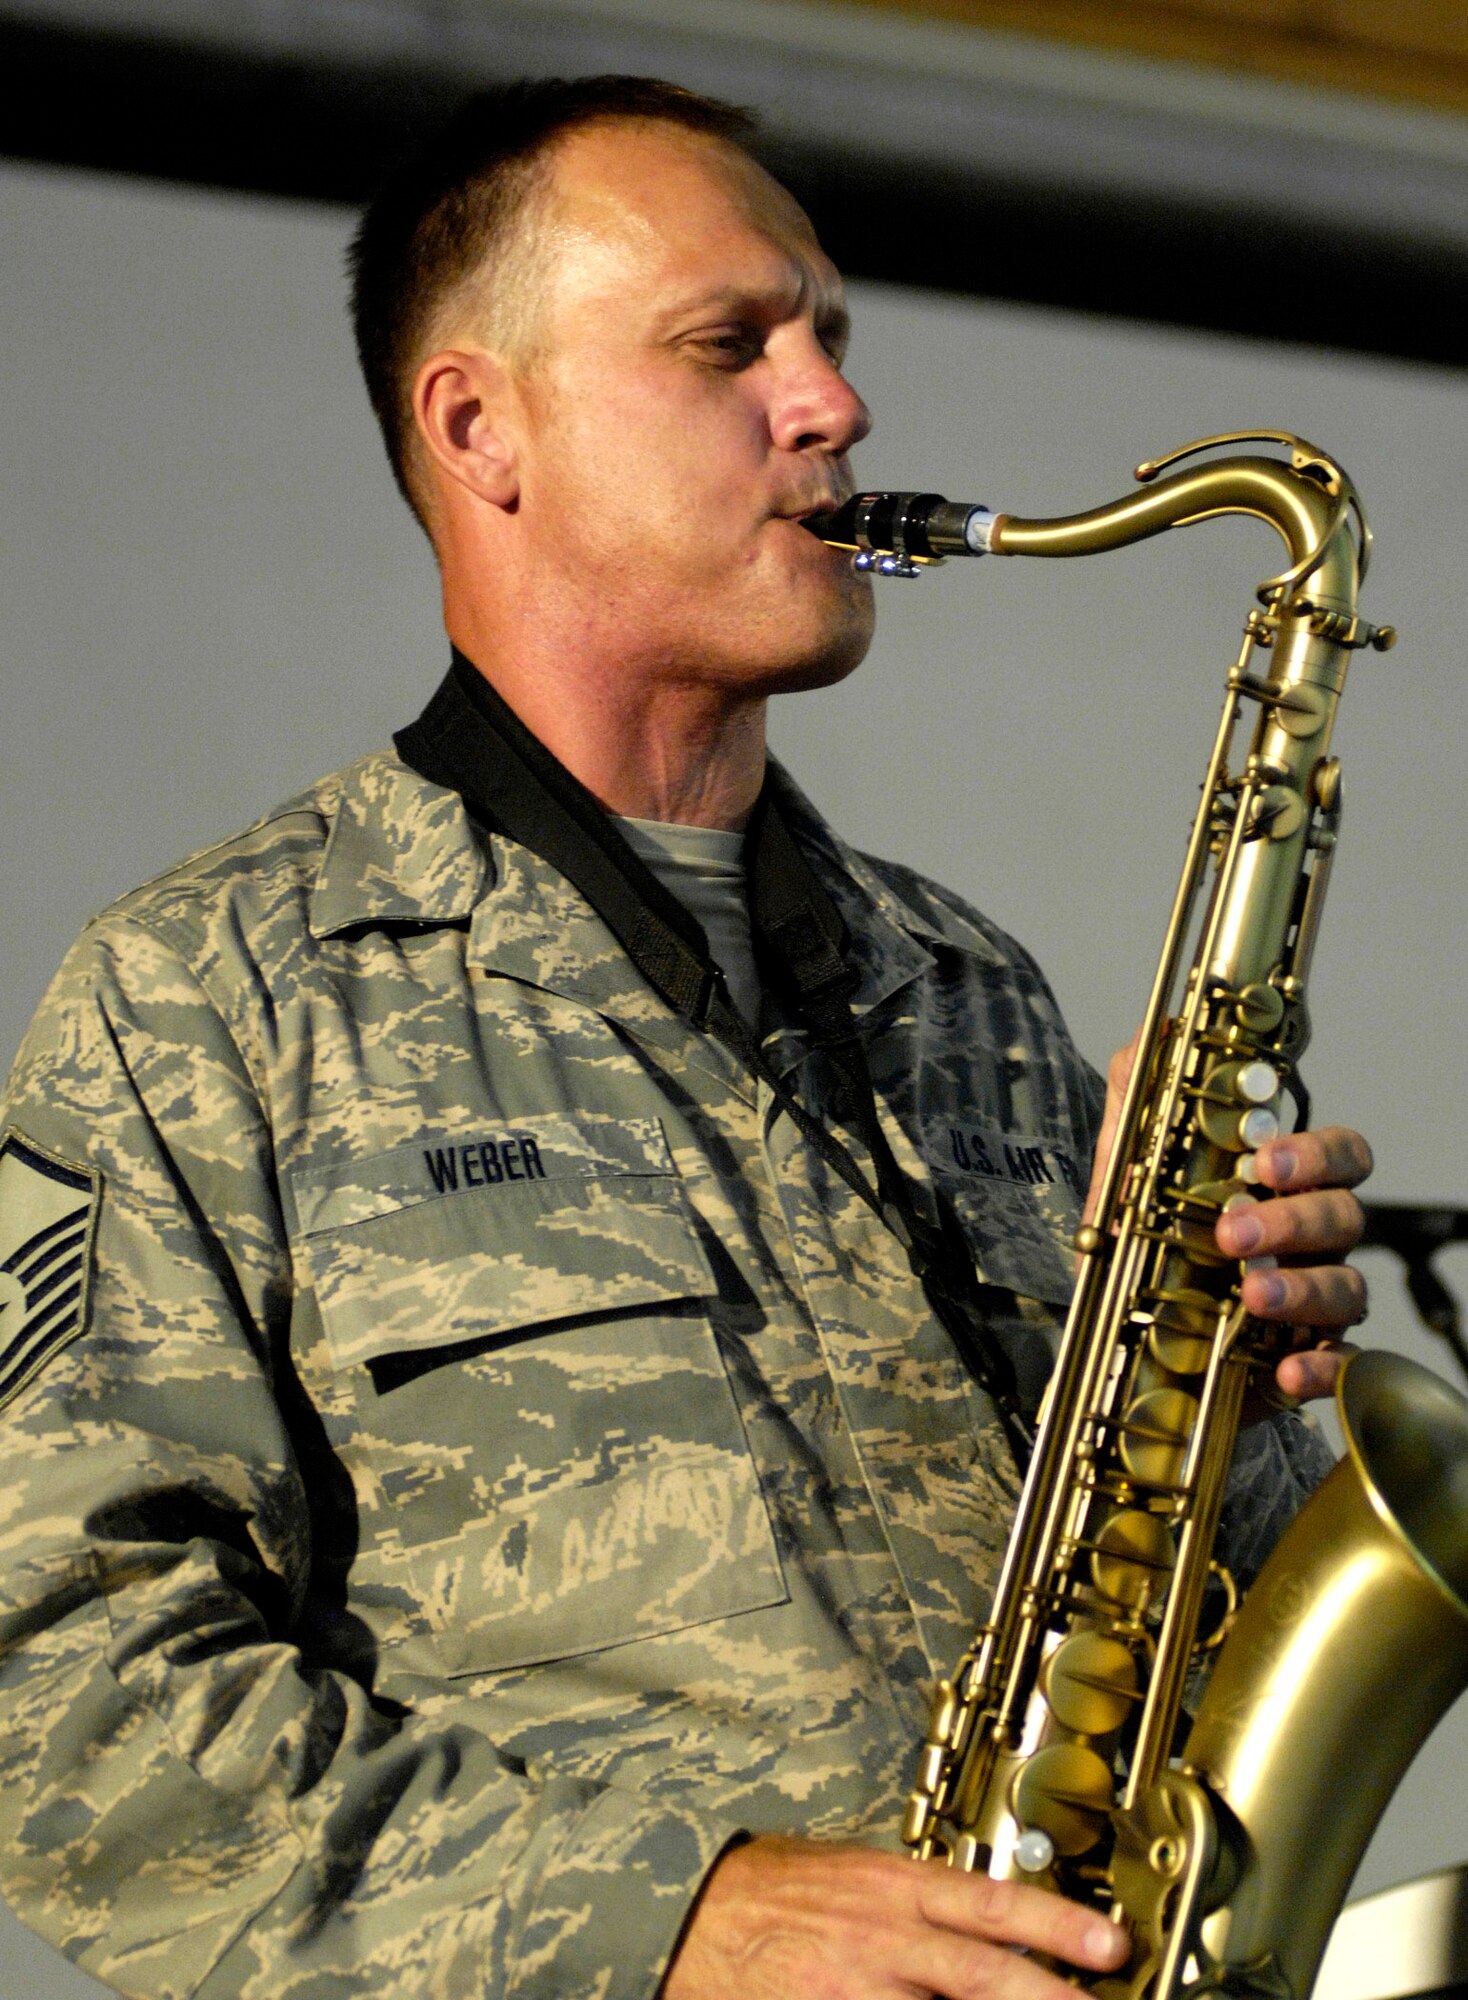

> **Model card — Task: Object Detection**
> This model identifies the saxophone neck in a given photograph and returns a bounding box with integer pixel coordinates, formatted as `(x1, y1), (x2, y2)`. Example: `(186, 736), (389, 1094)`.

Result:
(992, 432), (1364, 616)
(806, 436), (1386, 640)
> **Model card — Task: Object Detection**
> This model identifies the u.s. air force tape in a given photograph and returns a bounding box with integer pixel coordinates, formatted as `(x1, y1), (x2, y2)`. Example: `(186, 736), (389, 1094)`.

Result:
(0, 1129), (99, 1410)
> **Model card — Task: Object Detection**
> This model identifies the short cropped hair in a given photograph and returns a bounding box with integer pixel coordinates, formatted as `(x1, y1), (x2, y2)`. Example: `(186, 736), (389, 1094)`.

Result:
(347, 75), (757, 519)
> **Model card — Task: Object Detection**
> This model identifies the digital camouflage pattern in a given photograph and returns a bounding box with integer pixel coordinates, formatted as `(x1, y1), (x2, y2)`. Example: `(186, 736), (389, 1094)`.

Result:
(0, 747), (1331, 1999)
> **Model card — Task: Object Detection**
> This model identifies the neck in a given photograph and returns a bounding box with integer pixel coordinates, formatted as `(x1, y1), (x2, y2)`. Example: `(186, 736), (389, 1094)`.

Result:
(446, 611), (768, 833)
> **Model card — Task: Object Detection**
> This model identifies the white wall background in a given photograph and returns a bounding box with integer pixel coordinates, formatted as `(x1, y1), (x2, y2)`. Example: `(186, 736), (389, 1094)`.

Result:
(4, 156), (1467, 1996)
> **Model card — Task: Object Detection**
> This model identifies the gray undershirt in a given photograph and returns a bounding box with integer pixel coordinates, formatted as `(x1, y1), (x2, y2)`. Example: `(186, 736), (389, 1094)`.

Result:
(618, 816), (763, 1031)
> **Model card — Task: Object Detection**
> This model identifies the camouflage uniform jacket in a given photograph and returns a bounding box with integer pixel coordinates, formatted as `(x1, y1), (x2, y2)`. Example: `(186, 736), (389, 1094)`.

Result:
(0, 745), (1329, 2000)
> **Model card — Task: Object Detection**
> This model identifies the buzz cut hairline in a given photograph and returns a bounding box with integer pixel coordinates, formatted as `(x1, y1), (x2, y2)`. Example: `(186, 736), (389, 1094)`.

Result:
(347, 76), (760, 526)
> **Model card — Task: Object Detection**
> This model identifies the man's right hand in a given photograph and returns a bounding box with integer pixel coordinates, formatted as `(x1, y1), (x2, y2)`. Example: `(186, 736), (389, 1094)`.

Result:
(660, 1834), (1129, 2000)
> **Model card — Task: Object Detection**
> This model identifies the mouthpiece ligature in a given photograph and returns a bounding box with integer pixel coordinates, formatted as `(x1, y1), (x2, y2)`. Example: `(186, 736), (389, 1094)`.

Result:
(805, 490), (1002, 573)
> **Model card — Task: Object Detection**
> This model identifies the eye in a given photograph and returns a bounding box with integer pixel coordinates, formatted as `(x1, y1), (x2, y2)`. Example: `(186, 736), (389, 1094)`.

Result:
(692, 325), (764, 367)
(818, 319), (851, 366)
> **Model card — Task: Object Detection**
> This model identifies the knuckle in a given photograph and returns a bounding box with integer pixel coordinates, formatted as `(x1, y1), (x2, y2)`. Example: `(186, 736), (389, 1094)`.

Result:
(1296, 1273), (1334, 1320)
(1272, 1187), (1358, 1257)
(962, 1870), (1017, 1930)
(952, 1936), (1008, 2000)
(1296, 1263), (1361, 1326)
(1334, 1189), (1365, 1239)
(1324, 1126), (1373, 1185)
(955, 1939), (1054, 2000)
(1268, 1269), (1306, 1317)
(1268, 1200), (1307, 1253)
(1326, 1263), (1362, 1311)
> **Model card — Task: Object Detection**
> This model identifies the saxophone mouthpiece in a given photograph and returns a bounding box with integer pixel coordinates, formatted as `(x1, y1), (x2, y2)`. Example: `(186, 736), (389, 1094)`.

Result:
(803, 491), (1003, 574)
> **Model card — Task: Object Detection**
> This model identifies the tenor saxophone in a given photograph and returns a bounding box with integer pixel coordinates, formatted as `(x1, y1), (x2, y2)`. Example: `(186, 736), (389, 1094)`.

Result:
(809, 434), (1468, 2000)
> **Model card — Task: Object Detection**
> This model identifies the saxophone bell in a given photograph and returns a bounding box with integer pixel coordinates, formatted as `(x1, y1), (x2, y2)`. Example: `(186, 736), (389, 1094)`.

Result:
(1186, 1347), (1468, 2000)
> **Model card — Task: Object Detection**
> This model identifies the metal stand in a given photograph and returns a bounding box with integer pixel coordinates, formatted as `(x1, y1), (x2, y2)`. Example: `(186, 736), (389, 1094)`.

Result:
(1358, 1203), (1468, 1385)
(1312, 1863), (1468, 2000)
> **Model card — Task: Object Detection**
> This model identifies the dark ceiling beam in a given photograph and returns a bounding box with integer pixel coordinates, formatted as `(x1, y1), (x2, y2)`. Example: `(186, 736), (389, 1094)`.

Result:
(4, 0), (1467, 367)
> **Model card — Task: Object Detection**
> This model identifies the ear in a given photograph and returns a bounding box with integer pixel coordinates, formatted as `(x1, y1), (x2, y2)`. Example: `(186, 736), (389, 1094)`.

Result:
(412, 347), (521, 509)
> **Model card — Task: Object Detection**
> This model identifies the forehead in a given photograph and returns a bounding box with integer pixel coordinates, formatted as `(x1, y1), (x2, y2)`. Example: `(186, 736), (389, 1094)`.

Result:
(538, 119), (844, 324)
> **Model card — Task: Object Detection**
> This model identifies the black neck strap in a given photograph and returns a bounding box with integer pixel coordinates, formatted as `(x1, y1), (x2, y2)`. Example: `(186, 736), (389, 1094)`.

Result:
(395, 654), (1033, 1466)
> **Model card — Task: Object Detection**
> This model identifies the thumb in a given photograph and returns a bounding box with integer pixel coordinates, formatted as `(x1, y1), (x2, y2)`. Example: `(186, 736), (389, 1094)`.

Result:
(1082, 1028), (1142, 1228)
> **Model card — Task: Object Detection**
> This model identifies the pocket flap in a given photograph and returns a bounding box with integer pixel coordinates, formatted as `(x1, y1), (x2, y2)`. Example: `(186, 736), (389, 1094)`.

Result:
(293, 1115), (716, 1372)
(925, 1117), (1084, 1308)
(295, 1113), (676, 1231)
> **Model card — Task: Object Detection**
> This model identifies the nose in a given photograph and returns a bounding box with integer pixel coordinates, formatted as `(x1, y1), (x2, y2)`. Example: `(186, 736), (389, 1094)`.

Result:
(770, 337), (872, 458)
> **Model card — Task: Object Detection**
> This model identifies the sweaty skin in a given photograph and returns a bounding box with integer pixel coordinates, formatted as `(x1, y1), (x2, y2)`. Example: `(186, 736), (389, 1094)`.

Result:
(416, 118), (874, 832)
(409, 117), (1371, 2000)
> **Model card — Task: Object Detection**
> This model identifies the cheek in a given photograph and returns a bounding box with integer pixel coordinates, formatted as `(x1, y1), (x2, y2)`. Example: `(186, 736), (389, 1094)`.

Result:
(527, 370), (775, 584)
(578, 373), (768, 499)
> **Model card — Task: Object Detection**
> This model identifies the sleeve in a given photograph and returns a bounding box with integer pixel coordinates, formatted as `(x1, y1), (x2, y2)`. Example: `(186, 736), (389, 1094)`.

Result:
(1215, 1406), (1335, 1594)
(0, 918), (743, 2000)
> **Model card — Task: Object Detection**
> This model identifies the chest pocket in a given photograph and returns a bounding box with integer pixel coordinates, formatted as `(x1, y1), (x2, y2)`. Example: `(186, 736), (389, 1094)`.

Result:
(293, 1114), (787, 1677)
(923, 1118), (1083, 1413)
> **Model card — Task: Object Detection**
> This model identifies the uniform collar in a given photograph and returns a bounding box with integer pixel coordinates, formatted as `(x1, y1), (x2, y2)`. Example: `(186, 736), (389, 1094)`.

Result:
(308, 751), (487, 938)
(308, 669), (989, 1037)
(761, 760), (1005, 1014)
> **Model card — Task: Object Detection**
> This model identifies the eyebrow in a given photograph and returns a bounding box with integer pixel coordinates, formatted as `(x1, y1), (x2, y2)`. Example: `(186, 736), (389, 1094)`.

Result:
(660, 281), (851, 347)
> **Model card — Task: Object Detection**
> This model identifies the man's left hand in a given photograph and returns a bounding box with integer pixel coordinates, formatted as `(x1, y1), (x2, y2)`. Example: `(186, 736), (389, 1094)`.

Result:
(1087, 1037), (1373, 1406)
(1215, 1124), (1373, 1403)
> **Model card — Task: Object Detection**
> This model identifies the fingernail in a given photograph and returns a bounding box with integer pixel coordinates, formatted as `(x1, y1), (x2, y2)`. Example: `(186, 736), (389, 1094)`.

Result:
(1269, 1146), (1298, 1187)
(1259, 1273), (1287, 1312)
(1226, 1213), (1262, 1255)
(1087, 1922), (1125, 1964)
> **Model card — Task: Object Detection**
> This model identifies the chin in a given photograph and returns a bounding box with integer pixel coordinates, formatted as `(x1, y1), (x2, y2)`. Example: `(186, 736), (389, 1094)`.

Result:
(731, 557), (873, 692)
(769, 630), (872, 694)
(775, 585), (876, 692)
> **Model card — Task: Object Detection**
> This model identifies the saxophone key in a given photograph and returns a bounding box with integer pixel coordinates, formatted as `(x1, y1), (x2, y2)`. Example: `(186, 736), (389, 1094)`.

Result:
(1246, 784), (1307, 842)
(1039, 1630), (1142, 1735)
(1174, 1178), (1250, 1214)
(918, 1742), (949, 1795)
(1234, 980), (1286, 1033)
(1011, 1742), (1115, 1856)
(1118, 1388), (1200, 1490)
(1240, 1105), (1280, 1148)
(927, 1677), (961, 1745)
(1013, 1828), (1057, 1874)
(1145, 1290), (1225, 1375)
(1196, 1060), (1282, 1151)
(1091, 1509), (1177, 1610)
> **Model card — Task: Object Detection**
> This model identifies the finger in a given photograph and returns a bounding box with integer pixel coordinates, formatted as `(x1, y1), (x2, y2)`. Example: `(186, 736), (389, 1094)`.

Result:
(1239, 1259), (1368, 1328)
(1216, 1187), (1364, 1261)
(916, 1868), (1127, 1972)
(1105, 1032), (1141, 1102)
(1276, 1341), (1357, 1403)
(908, 1927), (1126, 2000)
(1082, 1029), (1143, 1228)
(1249, 1126), (1374, 1195)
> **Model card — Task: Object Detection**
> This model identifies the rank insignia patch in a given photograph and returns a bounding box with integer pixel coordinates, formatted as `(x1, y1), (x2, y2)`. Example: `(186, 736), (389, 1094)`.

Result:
(0, 1129), (100, 1410)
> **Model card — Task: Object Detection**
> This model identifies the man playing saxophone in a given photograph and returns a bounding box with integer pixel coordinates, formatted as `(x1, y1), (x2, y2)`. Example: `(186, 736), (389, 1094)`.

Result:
(0, 78), (1371, 2000)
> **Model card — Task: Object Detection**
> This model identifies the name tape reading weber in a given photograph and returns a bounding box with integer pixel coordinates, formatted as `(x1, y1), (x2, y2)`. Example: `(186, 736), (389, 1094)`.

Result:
(423, 1134), (548, 1194)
